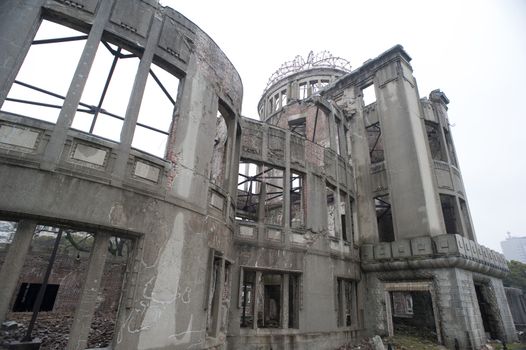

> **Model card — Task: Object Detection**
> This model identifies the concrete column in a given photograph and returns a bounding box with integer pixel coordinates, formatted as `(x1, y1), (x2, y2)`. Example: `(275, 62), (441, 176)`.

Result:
(284, 131), (291, 231)
(210, 258), (225, 337)
(0, 0), (45, 107)
(282, 273), (289, 328)
(0, 220), (36, 325)
(66, 232), (110, 350)
(253, 271), (262, 330)
(41, 0), (115, 170)
(375, 58), (443, 239)
(166, 59), (216, 209)
(344, 88), (379, 244)
(112, 13), (163, 181)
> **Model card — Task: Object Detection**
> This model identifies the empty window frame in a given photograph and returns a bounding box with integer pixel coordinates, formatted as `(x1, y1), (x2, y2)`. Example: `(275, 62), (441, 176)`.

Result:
(326, 184), (336, 237)
(365, 122), (385, 163)
(290, 172), (305, 229)
(236, 161), (261, 222)
(340, 191), (350, 242)
(459, 198), (474, 240)
(425, 121), (446, 161)
(206, 253), (231, 336)
(280, 90), (287, 108)
(299, 82), (308, 100)
(288, 116), (306, 137)
(335, 119), (342, 155)
(240, 269), (300, 329)
(336, 278), (355, 327)
(2, 20), (87, 123)
(274, 94), (280, 111)
(210, 108), (229, 187)
(375, 195), (395, 242)
(350, 197), (357, 244)
(440, 194), (461, 235)
(310, 80), (320, 94)
(132, 66), (179, 157)
(362, 84), (376, 106)
(443, 128), (458, 167)
(264, 167), (284, 226)
(70, 41), (140, 142)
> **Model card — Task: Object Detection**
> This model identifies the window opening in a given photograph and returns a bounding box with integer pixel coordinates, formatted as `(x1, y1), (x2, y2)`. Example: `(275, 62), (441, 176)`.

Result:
(240, 270), (255, 328)
(288, 117), (306, 137)
(391, 291), (437, 342)
(280, 90), (287, 107)
(340, 191), (348, 241)
(236, 162), (261, 222)
(0, 221), (17, 267)
(440, 194), (461, 235)
(362, 85), (376, 106)
(459, 198), (474, 240)
(375, 195), (394, 242)
(425, 121), (446, 161)
(337, 279), (354, 327)
(132, 66), (179, 157)
(258, 273), (282, 328)
(365, 122), (384, 163)
(264, 167), (284, 226)
(290, 172), (305, 229)
(310, 80), (320, 94)
(240, 270), (299, 329)
(443, 129), (458, 167)
(2, 20), (87, 123)
(210, 109), (229, 186)
(71, 41), (140, 142)
(326, 184), (336, 237)
(299, 82), (308, 100)
(349, 197), (357, 244)
(335, 120), (341, 155)
(274, 94), (280, 111)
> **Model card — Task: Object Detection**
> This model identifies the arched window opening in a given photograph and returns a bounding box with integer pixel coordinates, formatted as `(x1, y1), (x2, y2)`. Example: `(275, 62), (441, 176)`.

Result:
(1, 20), (87, 123)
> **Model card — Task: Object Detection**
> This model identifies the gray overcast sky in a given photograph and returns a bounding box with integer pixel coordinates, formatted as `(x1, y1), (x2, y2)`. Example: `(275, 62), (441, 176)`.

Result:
(162, 0), (526, 252)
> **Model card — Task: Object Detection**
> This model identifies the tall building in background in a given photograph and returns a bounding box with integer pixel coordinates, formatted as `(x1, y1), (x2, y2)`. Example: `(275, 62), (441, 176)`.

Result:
(501, 236), (526, 263)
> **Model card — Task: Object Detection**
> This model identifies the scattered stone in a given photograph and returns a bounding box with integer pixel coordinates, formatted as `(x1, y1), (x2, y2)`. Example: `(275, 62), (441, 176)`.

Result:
(1, 322), (19, 331)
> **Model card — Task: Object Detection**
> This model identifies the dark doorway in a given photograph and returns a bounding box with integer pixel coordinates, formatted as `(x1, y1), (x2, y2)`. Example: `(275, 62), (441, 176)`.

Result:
(391, 291), (438, 342)
(474, 284), (500, 340)
(13, 283), (59, 312)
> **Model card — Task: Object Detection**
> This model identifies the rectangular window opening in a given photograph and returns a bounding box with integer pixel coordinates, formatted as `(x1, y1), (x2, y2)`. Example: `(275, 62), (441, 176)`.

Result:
(290, 172), (305, 229)
(425, 121), (446, 161)
(362, 84), (376, 106)
(326, 184), (336, 237)
(299, 82), (308, 100)
(2, 20), (87, 124)
(440, 194), (461, 235)
(236, 161), (261, 222)
(375, 195), (394, 242)
(365, 122), (384, 163)
(336, 279), (354, 327)
(210, 108), (229, 186)
(264, 166), (284, 226)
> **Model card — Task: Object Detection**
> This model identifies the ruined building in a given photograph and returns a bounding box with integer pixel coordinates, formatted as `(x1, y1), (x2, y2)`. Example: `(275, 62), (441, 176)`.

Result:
(0, 1), (517, 350)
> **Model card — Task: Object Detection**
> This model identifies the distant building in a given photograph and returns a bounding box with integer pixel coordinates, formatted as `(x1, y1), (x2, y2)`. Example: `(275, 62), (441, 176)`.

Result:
(501, 236), (526, 263)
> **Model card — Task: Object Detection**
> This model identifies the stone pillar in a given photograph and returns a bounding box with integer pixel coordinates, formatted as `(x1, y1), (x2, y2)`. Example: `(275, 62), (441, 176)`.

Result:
(66, 232), (110, 350)
(0, 220), (36, 325)
(41, 0), (115, 170)
(374, 55), (443, 239)
(253, 271), (262, 330)
(341, 87), (379, 244)
(282, 273), (289, 328)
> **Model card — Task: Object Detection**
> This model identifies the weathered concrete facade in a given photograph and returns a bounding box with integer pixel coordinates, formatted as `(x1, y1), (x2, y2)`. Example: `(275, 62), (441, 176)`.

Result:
(0, 1), (516, 350)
